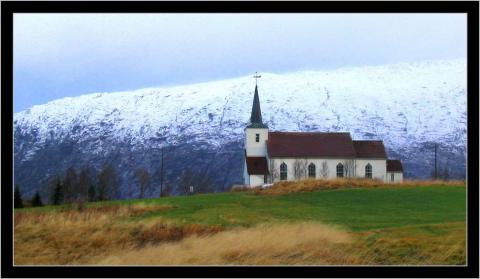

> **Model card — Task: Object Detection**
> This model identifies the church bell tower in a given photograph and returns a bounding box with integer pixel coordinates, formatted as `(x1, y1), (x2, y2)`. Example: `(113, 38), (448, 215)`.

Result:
(245, 83), (269, 157)
(243, 73), (269, 186)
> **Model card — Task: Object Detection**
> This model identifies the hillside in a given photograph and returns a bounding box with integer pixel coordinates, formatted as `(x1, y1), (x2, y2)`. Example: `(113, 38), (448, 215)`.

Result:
(14, 184), (466, 265)
(13, 59), (467, 198)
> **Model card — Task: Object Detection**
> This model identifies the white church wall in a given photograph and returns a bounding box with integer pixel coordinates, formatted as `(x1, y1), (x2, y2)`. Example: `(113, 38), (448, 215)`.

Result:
(356, 159), (387, 182)
(245, 128), (268, 157)
(269, 158), (351, 181)
(268, 158), (387, 182)
(243, 159), (249, 185)
(249, 175), (265, 187)
(387, 172), (403, 183)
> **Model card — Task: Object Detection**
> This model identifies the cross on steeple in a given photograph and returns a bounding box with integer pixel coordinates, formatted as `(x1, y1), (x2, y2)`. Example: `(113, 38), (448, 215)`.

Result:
(253, 72), (261, 86)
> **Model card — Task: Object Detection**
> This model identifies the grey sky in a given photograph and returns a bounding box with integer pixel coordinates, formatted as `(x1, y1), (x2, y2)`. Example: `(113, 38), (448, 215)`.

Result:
(13, 13), (466, 112)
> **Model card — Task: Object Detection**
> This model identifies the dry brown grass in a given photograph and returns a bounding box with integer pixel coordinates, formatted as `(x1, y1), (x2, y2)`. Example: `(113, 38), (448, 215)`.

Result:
(252, 178), (465, 196)
(14, 203), (172, 226)
(14, 201), (465, 265)
(352, 222), (466, 265)
(14, 203), (222, 265)
(99, 222), (358, 265)
(99, 221), (466, 266)
(14, 187), (465, 265)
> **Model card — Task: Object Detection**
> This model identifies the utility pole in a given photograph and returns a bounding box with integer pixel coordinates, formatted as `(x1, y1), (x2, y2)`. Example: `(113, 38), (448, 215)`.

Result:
(159, 147), (164, 197)
(434, 143), (437, 179)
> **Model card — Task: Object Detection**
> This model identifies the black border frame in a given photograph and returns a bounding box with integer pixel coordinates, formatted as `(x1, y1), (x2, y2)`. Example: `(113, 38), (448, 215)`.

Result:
(1, 1), (478, 278)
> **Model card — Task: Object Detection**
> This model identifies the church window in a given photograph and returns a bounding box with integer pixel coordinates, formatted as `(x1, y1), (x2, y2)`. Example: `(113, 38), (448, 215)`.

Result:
(255, 134), (260, 142)
(365, 163), (372, 179)
(336, 163), (344, 178)
(391, 173), (394, 182)
(280, 163), (287, 180)
(308, 163), (316, 178)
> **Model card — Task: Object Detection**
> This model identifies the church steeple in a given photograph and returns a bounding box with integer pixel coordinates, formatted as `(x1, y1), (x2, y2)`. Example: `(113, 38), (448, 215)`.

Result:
(247, 84), (268, 128)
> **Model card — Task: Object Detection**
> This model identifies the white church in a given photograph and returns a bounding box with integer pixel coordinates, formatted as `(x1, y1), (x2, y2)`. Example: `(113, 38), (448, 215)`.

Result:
(243, 84), (403, 187)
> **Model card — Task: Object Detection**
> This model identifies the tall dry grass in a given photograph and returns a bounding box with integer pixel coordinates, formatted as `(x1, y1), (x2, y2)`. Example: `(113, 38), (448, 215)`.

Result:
(252, 178), (465, 196)
(99, 222), (358, 265)
(14, 202), (465, 265)
(14, 203), (222, 265)
(352, 222), (466, 265)
(99, 221), (466, 266)
(14, 188), (465, 265)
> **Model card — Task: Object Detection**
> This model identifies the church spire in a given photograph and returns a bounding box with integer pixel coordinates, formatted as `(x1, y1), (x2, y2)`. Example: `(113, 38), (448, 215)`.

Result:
(247, 78), (268, 128)
(250, 85), (263, 124)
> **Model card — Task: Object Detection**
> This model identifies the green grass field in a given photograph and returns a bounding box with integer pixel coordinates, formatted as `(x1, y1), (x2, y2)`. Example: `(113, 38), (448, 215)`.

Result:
(98, 185), (466, 230)
(15, 185), (466, 265)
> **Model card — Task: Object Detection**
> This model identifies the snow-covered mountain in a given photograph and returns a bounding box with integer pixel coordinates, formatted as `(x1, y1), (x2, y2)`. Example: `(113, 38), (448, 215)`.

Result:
(14, 59), (467, 198)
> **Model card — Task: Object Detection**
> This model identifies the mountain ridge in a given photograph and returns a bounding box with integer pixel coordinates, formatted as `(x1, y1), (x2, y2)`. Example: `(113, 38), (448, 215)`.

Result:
(14, 59), (467, 198)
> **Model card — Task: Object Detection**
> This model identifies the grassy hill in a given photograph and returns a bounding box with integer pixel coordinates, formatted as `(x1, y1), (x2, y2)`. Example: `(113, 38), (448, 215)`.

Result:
(14, 183), (466, 265)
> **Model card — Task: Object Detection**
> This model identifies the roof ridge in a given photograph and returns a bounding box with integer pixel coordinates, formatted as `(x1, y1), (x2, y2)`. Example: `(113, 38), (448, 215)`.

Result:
(269, 131), (351, 134)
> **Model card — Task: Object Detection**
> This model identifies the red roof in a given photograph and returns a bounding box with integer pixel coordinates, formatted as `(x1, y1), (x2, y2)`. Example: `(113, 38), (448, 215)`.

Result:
(353, 140), (387, 158)
(267, 132), (356, 158)
(387, 160), (403, 172)
(246, 157), (269, 175)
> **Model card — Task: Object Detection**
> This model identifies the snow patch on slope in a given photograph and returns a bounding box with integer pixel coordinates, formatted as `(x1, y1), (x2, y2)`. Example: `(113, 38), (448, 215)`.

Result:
(14, 59), (467, 160)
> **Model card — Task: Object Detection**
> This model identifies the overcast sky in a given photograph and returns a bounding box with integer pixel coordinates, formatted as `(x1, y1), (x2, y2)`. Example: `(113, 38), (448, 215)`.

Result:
(13, 13), (466, 112)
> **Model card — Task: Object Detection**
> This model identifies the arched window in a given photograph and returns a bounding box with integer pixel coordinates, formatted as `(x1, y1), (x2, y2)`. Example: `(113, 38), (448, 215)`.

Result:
(308, 163), (316, 178)
(365, 163), (372, 179)
(336, 163), (344, 178)
(280, 163), (287, 180)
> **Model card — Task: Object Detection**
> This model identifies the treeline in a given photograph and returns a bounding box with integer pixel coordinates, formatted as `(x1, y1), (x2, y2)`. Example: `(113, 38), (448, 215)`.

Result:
(14, 185), (43, 208)
(14, 163), (164, 208)
(178, 168), (215, 195)
(14, 162), (217, 208)
(431, 162), (453, 180)
(48, 163), (123, 205)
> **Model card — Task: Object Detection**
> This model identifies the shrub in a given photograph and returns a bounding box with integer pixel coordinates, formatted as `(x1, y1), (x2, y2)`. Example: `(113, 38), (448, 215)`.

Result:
(51, 179), (64, 205)
(14, 185), (23, 208)
(31, 191), (43, 207)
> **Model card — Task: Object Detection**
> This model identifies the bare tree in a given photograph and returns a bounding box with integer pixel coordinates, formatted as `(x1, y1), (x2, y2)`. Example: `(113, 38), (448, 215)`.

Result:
(196, 173), (214, 194)
(62, 167), (78, 204)
(301, 159), (308, 179)
(161, 181), (172, 197)
(293, 159), (308, 180)
(78, 165), (94, 202)
(179, 169), (194, 195)
(442, 160), (450, 181)
(135, 168), (151, 199)
(97, 164), (118, 201)
(343, 160), (356, 178)
(178, 168), (214, 195)
(293, 160), (301, 180)
(159, 147), (164, 197)
(320, 161), (329, 178)
(268, 159), (279, 183)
